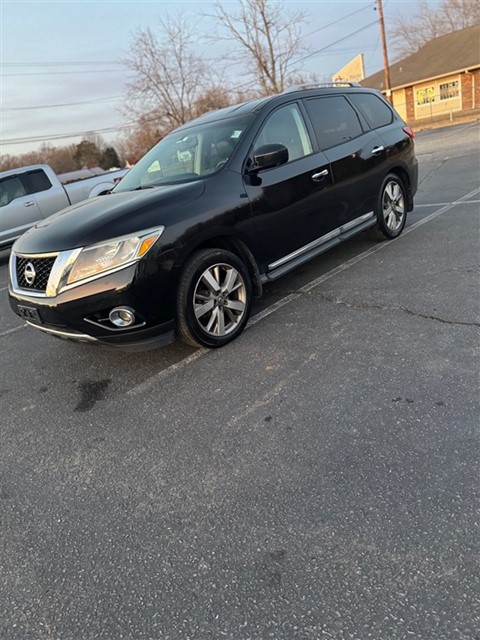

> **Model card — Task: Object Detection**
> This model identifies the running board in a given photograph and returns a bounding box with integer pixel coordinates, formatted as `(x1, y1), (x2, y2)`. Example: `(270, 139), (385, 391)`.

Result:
(261, 215), (376, 282)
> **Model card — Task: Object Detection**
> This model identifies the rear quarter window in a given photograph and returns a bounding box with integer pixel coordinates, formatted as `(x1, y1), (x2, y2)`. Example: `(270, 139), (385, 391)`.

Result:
(23, 169), (53, 194)
(349, 93), (394, 129)
(304, 96), (364, 150)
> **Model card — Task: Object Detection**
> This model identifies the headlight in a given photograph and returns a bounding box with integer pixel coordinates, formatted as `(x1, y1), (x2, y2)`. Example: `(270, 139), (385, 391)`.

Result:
(67, 227), (164, 285)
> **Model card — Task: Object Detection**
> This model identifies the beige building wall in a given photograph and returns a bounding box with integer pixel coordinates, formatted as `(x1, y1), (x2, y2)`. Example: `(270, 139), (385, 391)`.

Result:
(413, 74), (462, 119)
(392, 89), (407, 120)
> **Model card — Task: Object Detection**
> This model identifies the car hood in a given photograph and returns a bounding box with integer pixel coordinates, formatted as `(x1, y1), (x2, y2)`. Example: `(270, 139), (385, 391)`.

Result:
(14, 181), (205, 254)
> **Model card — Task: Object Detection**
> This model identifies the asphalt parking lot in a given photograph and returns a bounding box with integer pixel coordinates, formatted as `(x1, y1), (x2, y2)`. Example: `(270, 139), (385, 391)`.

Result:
(1, 121), (479, 640)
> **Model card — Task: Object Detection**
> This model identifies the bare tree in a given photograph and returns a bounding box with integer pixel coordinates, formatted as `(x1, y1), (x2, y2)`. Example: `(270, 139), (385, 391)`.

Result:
(116, 86), (235, 165)
(390, 0), (480, 58)
(43, 144), (78, 173)
(438, 0), (480, 30)
(1, 143), (80, 173)
(211, 0), (308, 95)
(192, 86), (233, 119)
(116, 113), (169, 165)
(124, 16), (216, 133)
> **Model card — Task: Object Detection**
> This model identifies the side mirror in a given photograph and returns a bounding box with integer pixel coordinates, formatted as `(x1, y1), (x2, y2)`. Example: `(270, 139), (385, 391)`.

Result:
(250, 144), (289, 172)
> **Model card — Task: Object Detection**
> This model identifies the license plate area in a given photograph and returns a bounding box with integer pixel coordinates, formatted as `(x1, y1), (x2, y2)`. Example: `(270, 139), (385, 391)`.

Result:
(18, 305), (42, 324)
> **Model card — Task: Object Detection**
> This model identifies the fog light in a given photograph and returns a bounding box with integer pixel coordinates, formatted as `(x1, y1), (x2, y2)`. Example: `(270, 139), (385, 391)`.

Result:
(109, 307), (135, 327)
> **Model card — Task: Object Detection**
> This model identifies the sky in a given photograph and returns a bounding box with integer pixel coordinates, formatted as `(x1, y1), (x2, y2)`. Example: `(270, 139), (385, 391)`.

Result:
(1, 0), (428, 158)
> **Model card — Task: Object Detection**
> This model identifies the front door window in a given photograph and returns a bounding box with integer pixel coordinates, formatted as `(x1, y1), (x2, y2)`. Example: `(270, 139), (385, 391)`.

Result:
(256, 103), (313, 162)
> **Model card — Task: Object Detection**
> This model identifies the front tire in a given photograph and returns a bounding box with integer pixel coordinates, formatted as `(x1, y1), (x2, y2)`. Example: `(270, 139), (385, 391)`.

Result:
(368, 173), (407, 241)
(176, 249), (253, 348)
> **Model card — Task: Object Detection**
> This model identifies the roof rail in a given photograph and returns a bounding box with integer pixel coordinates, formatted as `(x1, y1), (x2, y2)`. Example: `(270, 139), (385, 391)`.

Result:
(282, 82), (362, 93)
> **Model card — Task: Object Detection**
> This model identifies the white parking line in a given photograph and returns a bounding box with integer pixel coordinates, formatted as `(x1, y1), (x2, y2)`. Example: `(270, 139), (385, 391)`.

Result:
(415, 200), (480, 209)
(128, 348), (209, 395)
(129, 185), (480, 395)
(0, 324), (26, 338)
(416, 200), (480, 207)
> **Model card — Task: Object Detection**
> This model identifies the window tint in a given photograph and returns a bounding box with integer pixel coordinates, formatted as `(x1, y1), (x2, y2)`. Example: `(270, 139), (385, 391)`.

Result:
(349, 93), (393, 129)
(0, 176), (27, 207)
(304, 96), (363, 150)
(23, 169), (52, 194)
(256, 103), (312, 162)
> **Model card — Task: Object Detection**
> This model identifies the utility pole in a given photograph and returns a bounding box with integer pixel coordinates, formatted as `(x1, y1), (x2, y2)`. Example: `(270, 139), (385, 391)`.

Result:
(377, 0), (392, 102)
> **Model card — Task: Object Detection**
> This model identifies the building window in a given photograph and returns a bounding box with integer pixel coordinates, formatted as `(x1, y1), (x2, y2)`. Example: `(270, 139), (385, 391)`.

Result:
(439, 80), (459, 100)
(416, 86), (435, 105)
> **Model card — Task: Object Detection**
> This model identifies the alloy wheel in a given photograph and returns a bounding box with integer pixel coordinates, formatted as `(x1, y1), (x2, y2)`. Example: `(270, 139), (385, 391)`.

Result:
(382, 180), (406, 232)
(193, 263), (247, 337)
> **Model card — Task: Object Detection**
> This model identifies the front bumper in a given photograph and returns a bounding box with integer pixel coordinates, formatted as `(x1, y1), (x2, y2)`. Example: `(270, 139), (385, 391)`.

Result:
(23, 318), (175, 351)
(9, 260), (177, 351)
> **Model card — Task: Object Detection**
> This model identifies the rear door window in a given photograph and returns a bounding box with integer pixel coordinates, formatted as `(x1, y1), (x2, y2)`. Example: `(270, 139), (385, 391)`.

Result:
(348, 93), (394, 129)
(304, 96), (364, 150)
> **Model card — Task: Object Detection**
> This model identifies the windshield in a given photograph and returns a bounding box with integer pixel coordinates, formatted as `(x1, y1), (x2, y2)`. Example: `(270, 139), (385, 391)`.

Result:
(114, 114), (254, 192)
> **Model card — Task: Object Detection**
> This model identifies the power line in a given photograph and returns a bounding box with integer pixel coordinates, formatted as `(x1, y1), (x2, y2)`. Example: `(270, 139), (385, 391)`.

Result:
(365, 31), (381, 68)
(301, 2), (374, 40)
(3, 10), (381, 148)
(4, 96), (122, 111)
(292, 20), (378, 66)
(1, 61), (122, 67)
(3, 123), (136, 146)
(3, 69), (125, 77)
(230, 19), (379, 91)
(305, 44), (379, 58)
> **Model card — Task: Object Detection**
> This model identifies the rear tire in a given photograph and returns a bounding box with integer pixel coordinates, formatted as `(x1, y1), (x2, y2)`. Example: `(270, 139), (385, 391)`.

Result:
(368, 173), (407, 241)
(176, 249), (253, 348)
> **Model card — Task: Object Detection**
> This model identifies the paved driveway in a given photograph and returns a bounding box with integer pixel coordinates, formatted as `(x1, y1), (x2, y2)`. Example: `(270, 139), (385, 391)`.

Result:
(1, 121), (479, 640)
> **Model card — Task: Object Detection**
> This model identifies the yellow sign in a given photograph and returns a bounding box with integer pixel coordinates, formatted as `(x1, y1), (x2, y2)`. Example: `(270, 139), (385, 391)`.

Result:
(416, 86), (435, 105)
(332, 54), (365, 83)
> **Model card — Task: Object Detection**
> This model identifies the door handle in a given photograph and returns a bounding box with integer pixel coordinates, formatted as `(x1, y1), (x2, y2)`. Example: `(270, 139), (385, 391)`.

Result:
(371, 146), (385, 156)
(23, 201), (35, 207)
(312, 169), (329, 182)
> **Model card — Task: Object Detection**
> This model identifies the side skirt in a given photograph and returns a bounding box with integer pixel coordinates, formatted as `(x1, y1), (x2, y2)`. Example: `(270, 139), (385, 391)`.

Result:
(261, 213), (376, 283)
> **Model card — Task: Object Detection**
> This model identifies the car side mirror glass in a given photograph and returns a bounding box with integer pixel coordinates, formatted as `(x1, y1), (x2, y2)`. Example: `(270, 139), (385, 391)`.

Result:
(249, 144), (289, 173)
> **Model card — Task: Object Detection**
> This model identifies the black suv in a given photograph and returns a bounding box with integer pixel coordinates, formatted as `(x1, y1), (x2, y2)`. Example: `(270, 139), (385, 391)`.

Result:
(8, 84), (418, 350)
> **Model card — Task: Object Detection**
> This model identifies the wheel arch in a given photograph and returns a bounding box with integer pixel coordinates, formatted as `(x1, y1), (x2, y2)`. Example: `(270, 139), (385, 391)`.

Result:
(387, 166), (413, 211)
(88, 182), (115, 198)
(174, 233), (263, 298)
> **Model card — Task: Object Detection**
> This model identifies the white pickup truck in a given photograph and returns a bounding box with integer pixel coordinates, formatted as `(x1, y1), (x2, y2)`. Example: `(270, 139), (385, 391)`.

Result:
(0, 164), (128, 248)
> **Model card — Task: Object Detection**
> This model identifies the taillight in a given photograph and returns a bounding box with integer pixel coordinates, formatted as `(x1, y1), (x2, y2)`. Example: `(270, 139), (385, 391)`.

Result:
(403, 126), (415, 139)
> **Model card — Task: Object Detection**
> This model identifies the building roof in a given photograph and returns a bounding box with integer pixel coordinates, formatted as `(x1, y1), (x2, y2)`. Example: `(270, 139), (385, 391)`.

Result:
(362, 23), (480, 91)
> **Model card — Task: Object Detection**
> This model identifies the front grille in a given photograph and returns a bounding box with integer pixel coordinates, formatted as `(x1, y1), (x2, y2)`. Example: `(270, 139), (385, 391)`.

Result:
(16, 255), (57, 292)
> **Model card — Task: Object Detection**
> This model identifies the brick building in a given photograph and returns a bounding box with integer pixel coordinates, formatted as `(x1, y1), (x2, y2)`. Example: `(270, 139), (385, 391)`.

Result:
(361, 24), (480, 125)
